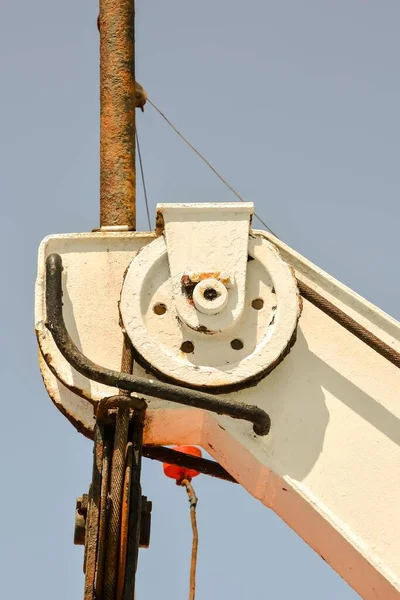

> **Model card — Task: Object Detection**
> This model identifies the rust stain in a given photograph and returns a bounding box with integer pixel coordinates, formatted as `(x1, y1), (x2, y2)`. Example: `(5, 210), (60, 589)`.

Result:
(180, 272), (227, 307)
(193, 324), (214, 334)
(181, 275), (196, 306)
(155, 210), (164, 235)
(188, 271), (221, 283)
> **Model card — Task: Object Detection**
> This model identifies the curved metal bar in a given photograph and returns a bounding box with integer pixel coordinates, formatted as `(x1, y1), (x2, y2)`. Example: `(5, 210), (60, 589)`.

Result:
(45, 254), (270, 435)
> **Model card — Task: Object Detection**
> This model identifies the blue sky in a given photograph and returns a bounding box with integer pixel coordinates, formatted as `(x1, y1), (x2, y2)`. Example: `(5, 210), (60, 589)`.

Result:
(2, 1), (400, 598)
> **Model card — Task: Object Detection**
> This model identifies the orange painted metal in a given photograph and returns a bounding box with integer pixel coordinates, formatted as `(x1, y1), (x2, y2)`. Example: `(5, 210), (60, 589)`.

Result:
(163, 446), (202, 481)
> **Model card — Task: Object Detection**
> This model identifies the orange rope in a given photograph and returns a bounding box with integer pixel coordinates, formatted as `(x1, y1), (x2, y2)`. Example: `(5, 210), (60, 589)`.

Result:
(180, 479), (198, 600)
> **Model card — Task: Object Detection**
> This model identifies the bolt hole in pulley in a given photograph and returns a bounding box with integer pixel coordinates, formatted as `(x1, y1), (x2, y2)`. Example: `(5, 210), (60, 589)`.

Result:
(251, 298), (264, 310)
(230, 339), (244, 351)
(153, 303), (167, 315)
(181, 341), (195, 354)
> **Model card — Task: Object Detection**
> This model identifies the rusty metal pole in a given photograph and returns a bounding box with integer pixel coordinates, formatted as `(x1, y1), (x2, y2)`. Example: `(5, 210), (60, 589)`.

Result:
(99, 0), (136, 229)
(98, 1), (142, 598)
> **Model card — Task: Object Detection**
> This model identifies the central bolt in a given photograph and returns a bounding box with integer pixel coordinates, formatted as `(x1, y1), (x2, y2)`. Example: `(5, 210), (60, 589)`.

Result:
(193, 278), (229, 315)
(203, 287), (219, 301)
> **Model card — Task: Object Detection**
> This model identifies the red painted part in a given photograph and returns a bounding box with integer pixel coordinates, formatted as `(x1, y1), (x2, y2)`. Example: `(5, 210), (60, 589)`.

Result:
(163, 446), (202, 481)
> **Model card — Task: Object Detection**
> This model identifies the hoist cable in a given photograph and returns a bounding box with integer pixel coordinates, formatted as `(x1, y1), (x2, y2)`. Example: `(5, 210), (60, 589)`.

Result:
(147, 97), (278, 237)
(297, 280), (400, 369)
(136, 129), (151, 230)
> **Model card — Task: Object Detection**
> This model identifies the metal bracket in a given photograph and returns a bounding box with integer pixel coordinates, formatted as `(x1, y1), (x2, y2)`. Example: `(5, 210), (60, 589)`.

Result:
(157, 202), (253, 333)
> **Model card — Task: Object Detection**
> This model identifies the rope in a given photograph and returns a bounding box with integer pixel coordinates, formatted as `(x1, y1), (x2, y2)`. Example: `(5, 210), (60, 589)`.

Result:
(136, 129), (151, 230)
(95, 437), (111, 598)
(104, 408), (130, 600)
(145, 96), (400, 371)
(147, 97), (278, 237)
(84, 424), (104, 600)
(117, 442), (134, 600)
(180, 479), (199, 600)
(104, 338), (133, 600)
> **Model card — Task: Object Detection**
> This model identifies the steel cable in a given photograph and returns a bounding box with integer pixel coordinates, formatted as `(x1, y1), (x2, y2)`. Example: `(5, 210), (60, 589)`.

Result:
(104, 338), (132, 600)
(136, 129), (151, 230)
(147, 97), (278, 237)
(143, 104), (400, 370)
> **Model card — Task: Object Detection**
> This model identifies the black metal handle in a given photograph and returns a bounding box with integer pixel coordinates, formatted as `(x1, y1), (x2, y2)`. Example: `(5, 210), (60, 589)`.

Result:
(45, 253), (270, 435)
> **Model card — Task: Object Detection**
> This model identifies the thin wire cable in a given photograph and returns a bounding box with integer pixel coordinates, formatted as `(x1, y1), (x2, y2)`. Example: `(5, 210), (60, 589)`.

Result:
(180, 479), (198, 600)
(136, 130), (151, 230)
(147, 97), (278, 237)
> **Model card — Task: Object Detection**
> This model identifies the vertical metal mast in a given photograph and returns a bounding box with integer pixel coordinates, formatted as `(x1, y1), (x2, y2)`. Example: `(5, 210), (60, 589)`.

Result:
(85, 3), (145, 600)
(100, 0), (136, 230)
